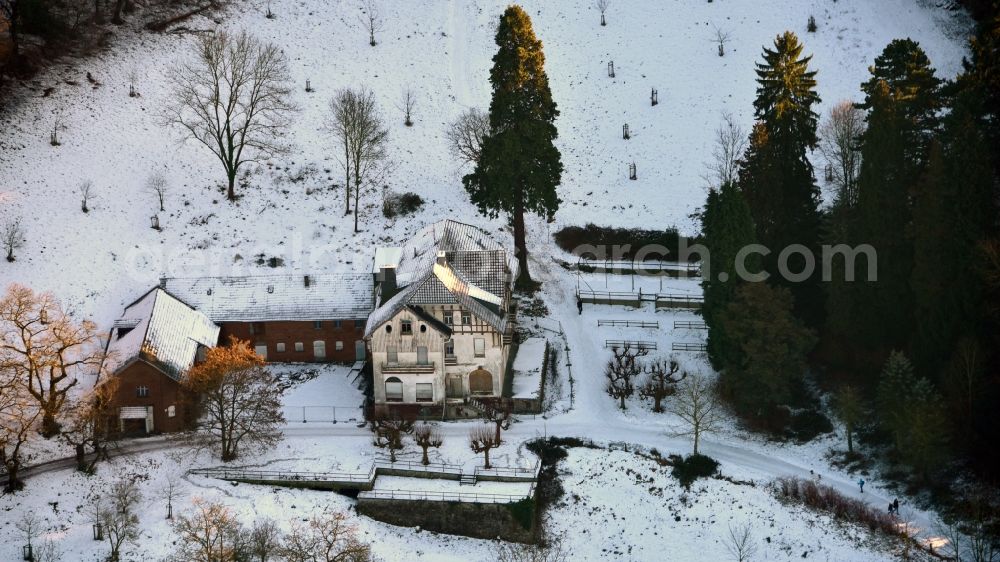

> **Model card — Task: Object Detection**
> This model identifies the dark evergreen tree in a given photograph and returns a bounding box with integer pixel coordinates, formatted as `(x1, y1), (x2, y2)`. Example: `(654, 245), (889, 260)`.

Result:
(912, 93), (993, 379)
(701, 181), (759, 370)
(463, 5), (562, 288)
(740, 32), (824, 327)
(718, 282), (816, 416)
(959, 8), (1000, 178)
(859, 38), (943, 166)
(851, 80), (912, 355)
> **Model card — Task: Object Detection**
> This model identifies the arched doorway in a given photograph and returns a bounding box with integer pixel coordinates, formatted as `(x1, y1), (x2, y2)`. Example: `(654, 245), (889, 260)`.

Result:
(469, 368), (493, 395)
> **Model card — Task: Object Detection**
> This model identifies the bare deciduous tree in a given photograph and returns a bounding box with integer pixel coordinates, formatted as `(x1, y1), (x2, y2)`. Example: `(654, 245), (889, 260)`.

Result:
(159, 473), (182, 520)
(2, 215), (25, 262)
(495, 534), (569, 562)
(668, 373), (721, 455)
(165, 31), (296, 201)
(713, 25), (731, 57)
(446, 108), (490, 167)
(147, 171), (169, 212)
(818, 100), (864, 208)
(247, 518), (283, 562)
(281, 510), (372, 562)
(469, 424), (501, 469)
(639, 357), (687, 413)
(325, 87), (390, 232)
(0, 284), (105, 437)
(725, 522), (758, 562)
(413, 424), (442, 466)
(0, 344), (40, 492)
(16, 512), (42, 557)
(79, 180), (94, 213)
(101, 475), (141, 561)
(172, 499), (244, 562)
(359, 0), (383, 47)
(605, 344), (649, 410)
(32, 539), (63, 562)
(479, 397), (513, 443)
(62, 376), (120, 473)
(704, 111), (747, 188)
(595, 0), (609, 26)
(182, 337), (284, 461)
(400, 86), (416, 126)
(371, 413), (414, 463)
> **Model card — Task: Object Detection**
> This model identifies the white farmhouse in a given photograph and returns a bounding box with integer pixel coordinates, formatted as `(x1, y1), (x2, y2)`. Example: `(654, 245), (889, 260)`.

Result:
(365, 220), (518, 418)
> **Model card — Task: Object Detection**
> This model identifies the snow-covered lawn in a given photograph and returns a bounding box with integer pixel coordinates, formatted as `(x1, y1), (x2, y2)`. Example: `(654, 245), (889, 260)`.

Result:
(0, 0), (972, 559)
(511, 337), (546, 400)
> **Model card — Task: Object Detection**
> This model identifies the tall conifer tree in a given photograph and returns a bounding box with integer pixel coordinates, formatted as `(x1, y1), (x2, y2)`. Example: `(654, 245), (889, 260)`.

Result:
(739, 32), (824, 327)
(463, 5), (562, 287)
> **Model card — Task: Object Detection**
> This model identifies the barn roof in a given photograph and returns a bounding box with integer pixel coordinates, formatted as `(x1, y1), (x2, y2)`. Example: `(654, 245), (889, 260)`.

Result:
(161, 273), (373, 323)
(105, 288), (220, 381)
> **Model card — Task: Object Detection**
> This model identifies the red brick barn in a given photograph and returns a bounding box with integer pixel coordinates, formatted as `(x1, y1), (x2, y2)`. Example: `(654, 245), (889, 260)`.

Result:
(103, 288), (220, 435)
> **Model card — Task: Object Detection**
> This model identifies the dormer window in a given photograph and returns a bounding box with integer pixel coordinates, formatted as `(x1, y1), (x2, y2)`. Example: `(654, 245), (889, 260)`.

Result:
(401, 320), (413, 335)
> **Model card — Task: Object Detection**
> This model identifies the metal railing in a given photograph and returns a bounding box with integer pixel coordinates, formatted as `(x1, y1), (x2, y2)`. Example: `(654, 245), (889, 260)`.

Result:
(673, 321), (708, 330)
(655, 293), (704, 305)
(188, 466), (376, 484)
(605, 339), (658, 351)
(357, 488), (531, 504)
(598, 319), (659, 328)
(374, 459), (463, 476)
(672, 342), (707, 352)
(474, 461), (539, 480)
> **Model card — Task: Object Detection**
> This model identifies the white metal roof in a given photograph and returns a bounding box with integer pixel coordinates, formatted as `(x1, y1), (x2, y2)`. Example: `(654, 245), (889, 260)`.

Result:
(162, 273), (374, 323)
(105, 288), (220, 380)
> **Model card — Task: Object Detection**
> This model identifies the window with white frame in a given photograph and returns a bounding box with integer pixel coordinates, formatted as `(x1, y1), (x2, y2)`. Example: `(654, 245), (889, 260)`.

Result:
(474, 338), (486, 357)
(295, 342), (304, 352)
(385, 377), (403, 402)
(276, 342), (286, 352)
(401, 320), (413, 335)
(462, 310), (471, 325)
(167, 405), (176, 418)
(335, 341), (344, 351)
(444, 311), (453, 326)
(313, 340), (326, 360)
(416, 383), (433, 402)
(136, 386), (149, 398)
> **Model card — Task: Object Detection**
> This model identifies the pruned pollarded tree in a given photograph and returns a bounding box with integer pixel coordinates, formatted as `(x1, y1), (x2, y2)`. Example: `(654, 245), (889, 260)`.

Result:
(0, 283), (106, 437)
(639, 357), (687, 413)
(704, 111), (747, 188)
(359, 0), (384, 47)
(446, 107), (490, 167)
(2, 215), (25, 262)
(62, 376), (120, 474)
(668, 374), (721, 455)
(146, 171), (169, 212)
(371, 412), (414, 462)
(171, 499), (244, 562)
(605, 344), (648, 410)
(469, 424), (501, 469)
(325, 87), (390, 231)
(413, 424), (442, 466)
(0, 349), (40, 492)
(165, 31), (296, 201)
(818, 100), (864, 208)
(479, 397), (513, 443)
(281, 510), (373, 562)
(182, 337), (285, 462)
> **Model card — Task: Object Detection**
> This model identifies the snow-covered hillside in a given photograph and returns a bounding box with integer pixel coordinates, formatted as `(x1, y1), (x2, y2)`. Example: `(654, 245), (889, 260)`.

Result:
(0, 0), (973, 560)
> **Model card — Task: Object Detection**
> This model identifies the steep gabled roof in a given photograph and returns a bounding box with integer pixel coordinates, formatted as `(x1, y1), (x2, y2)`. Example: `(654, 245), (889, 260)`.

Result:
(105, 288), (220, 381)
(162, 273), (373, 323)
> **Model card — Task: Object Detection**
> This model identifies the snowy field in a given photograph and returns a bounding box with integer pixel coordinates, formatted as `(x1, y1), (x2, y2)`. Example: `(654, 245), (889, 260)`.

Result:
(0, 0), (973, 559)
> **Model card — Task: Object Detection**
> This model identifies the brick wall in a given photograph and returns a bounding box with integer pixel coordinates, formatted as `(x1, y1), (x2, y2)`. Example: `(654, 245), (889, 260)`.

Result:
(219, 319), (367, 363)
(111, 361), (192, 434)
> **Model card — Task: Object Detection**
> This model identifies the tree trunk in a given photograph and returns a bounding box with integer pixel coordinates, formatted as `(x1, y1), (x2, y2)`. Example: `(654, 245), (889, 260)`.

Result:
(227, 172), (237, 201)
(421, 447), (429, 466)
(619, 395), (626, 410)
(75, 444), (87, 472)
(693, 429), (700, 456)
(112, 0), (126, 24)
(494, 422), (502, 444)
(344, 145), (351, 215)
(512, 204), (531, 286)
(653, 396), (663, 413)
(846, 426), (854, 453)
(94, 0), (104, 23)
(41, 412), (60, 438)
(483, 448), (491, 470)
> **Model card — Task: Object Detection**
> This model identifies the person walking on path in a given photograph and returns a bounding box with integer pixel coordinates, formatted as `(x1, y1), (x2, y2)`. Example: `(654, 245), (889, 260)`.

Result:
(893, 498), (899, 512)
(858, 478), (865, 493)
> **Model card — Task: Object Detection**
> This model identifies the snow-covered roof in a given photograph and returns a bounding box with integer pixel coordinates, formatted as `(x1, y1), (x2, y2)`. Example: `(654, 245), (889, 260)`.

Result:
(372, 247), (403, 273)
(365, 220), (512, 338)
(105, 288), (220, 381)
(162, 273), (373, 322)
